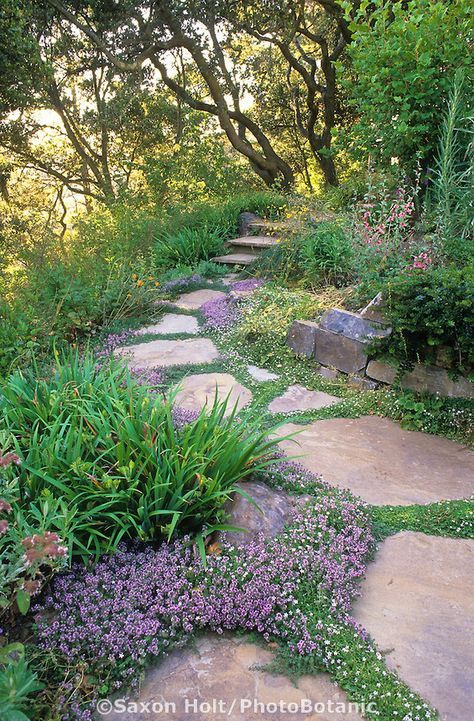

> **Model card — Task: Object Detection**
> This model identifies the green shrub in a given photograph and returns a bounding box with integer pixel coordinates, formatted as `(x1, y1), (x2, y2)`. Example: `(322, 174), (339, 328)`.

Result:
(342, 0), (472, 170)
(376, 265), (474, 373)
(0, 352), (282, 559)
(300, 222), (353, 287)
(155, 227), (226, 270)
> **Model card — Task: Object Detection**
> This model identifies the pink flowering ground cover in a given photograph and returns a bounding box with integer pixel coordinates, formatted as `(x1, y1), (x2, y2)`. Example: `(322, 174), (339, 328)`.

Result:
(34, 462), (374, 720)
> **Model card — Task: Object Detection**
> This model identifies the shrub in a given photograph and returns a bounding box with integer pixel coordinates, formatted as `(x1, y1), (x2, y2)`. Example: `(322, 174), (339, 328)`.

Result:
(376, 264), (474, 373)
(342, 0), (472, 170)
(299, 222), (353, 287)
(0, 352), (283, 558)
(155, 227), (226, 270)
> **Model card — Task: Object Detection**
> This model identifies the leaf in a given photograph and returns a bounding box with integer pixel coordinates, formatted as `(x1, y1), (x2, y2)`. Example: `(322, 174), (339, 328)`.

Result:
(16, 590), (30, 615)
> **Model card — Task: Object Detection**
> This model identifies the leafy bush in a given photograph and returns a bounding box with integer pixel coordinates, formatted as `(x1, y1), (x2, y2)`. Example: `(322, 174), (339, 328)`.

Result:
(155, 227), (226, 270)
(0, 353), (282, 559)
(300, 222), (353, 287)
(376, 265), (474, 373)
(342, 0), (472, 169)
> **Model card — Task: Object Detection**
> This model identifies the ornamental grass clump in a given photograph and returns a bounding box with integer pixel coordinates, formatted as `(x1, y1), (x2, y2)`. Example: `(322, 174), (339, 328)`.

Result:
(0, 351), (282, 559)
(35, 469), (374, 719)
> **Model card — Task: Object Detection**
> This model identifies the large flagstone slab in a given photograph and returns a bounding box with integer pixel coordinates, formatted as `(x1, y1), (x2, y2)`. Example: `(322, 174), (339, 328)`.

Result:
(269, 384), (341, 414)
(173, 372), (252, 415)
(175, 289), (226, 310)
(136, 314), (200, 335)
(102, 634), (365, 720)
(353, 532), (474, 721)
(114, 338), (219, 368)
(275, 416), (474, 505)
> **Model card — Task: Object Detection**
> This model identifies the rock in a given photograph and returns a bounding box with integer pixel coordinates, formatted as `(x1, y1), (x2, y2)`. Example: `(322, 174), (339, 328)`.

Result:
(175, 289), (227, 310)
(366, 359), (397, 385)
(286, 320), (319, 357)
(347, 375), (378, 391)
(246, 364), (279, 382)
(359, 292), (388, 324)
(319, 308), (391, 341)
(173, 373), (252, 416)
(238, 211), (261, 235)
(367, 360), (474, 398)
(114, 338), (219, 368)
(275, 416), (474, 506)
(316, 366), (340, 380)
(268, 384), (341, 413)
(221, 481), (295, 547)
(136, 314), (199, 336)
(314, 328), (369, 374)
(102, 634), (365, 721)
(353, 532), (474, 721)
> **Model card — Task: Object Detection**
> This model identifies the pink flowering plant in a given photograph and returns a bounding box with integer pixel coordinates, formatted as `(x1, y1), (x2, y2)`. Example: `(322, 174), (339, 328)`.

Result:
(0, 454), (68, 619)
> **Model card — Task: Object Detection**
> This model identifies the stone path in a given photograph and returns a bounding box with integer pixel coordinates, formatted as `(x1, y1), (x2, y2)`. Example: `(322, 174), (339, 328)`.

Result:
(353, 532), (474, 721)
(269, 383), (341, 414)
(174, 289), (226, 310)
(102, 635), (365, 721)
(173, 372), (252, 415)
(246, 364), (279, 382)
(136, 313), (200, 335)
(114, 337), (219, 368)
(111, 281), (473, 720)
(275, 416), (474, 505)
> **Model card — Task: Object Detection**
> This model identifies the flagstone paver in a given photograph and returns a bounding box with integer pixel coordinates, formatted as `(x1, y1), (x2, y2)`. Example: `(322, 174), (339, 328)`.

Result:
(173, 372), (252, 415)
(136, 314), (200, 335)
(246, 364), (279, 382)
(174, 288), (226, 310)
(353, 532), (474, 721)
(102, 634), (365, 721)
(114, 338), (219, 368)
(269, 384), (341, 414)
(275, 416), (474, 505)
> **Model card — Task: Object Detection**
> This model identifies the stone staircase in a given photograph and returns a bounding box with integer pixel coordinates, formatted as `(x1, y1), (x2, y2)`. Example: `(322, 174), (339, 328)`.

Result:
(212, 216), (279, 266)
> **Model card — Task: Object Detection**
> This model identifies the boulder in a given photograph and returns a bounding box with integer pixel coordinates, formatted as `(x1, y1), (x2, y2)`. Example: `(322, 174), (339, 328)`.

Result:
(366, 359), (398, 385)
(286, 319), (319, 357)
(319, 308), (391, 341)
(316, 365), (340, 380)
(367, 359), (474, 398)
(220, 481), (296, 548)
(314, 328), (369, 374)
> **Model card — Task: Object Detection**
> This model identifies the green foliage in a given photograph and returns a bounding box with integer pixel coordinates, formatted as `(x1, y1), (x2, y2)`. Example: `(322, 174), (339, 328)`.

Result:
(371, 499), (474, 540)
(429, 69), (474, 261)
(299, 222), (353, 287)
(0, 649), (42, 721)
(342, 0), (472, 169)
(155, 227), (226, 270)
(231, 284), (343, 364)
(394, 392), (444, 431)
(0, 352), (282, 559)
(377, 265), (474, 373)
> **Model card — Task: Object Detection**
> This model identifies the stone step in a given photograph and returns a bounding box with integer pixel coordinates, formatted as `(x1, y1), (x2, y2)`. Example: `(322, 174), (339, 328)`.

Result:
(211, 252), (256, 266)
(247, 218), (292, 233)
(226, 235), (278, 250)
